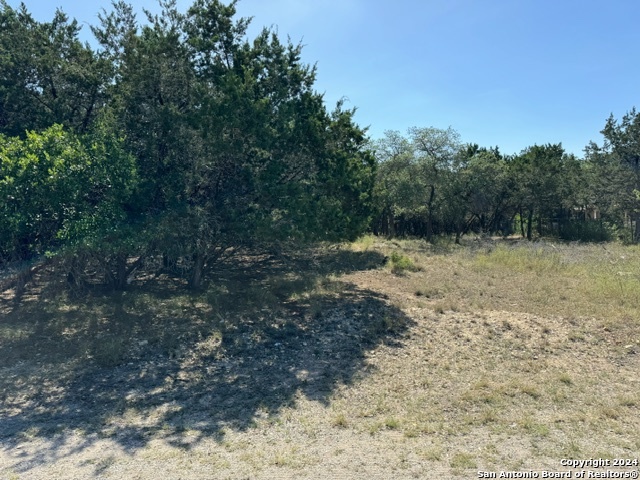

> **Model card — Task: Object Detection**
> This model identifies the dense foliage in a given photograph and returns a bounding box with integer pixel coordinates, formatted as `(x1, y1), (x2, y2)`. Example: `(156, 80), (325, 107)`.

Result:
(0, 0), (375, 289)
(2, 0), (640, 292)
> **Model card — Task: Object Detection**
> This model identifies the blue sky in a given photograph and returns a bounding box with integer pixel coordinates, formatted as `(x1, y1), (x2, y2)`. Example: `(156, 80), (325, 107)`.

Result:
(7, 0), (640, 157)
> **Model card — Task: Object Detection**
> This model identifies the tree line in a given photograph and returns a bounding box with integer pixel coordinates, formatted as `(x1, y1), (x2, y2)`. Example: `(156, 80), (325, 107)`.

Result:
(1, 0), (639, 292)
(372, 114), (640, 244)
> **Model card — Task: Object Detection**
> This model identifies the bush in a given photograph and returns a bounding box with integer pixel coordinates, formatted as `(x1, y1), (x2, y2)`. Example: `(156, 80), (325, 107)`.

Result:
(388, 251), (417, 273)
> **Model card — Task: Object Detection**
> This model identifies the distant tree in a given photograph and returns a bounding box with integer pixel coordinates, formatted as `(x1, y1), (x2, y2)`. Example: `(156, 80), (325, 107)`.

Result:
(372, 130), (419, 237)
(374, 127), (492, 241)
(452, 145), (513, 240)
(373, 128), (468, 239)
(585, 109), (640, 241)
(408, 127), (461, 241)
(510, 144), (570, 240)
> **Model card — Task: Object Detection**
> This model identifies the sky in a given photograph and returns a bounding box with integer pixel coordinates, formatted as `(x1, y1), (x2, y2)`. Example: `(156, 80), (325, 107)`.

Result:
(6, 0), (640, 157)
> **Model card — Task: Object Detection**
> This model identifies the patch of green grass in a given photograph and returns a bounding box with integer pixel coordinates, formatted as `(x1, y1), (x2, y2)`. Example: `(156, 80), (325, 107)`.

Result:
(367, 421), (384, 435)
(469, 242), (640, 322)
(271, 447), (311, 468)
(518, 417), (550, 437)
(387, 251), (418, 274)
(419, 445), (443, 461)
(350, 234), (376, 252)
(384, 417), (400, 429)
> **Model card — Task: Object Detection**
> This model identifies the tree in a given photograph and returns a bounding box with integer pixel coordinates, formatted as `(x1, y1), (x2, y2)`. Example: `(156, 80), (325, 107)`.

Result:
(372, 127), (461, 240)
(0, 124), (136, 267)
(87, 0), (375, 289)
(447, 145), (513, 241)
(510, 144), (570, 240)
(409, 127), (461, 241)
(586, 109), (640, 241)
(0, 1), (109, 136)
(371, 131), (415, 237)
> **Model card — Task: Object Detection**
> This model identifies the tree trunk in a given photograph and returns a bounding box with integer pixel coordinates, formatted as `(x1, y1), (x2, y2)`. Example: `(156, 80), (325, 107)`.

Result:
(519, 207), (526, 238)
(115, 253), (127, 290)
(426, 185), (435, 242)
(188, 252), (206, 290)
(527, 208), (534, 241)
(537, 214), (543, 237)
(386, 207), (395, 238)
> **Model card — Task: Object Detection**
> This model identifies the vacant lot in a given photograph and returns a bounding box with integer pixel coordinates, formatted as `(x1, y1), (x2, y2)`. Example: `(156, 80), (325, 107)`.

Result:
(1, 237), (639, 479)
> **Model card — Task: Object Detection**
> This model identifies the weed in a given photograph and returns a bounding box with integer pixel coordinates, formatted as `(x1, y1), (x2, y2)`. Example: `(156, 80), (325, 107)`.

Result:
(350, 235), (376, 252)
(519, 383), (541, 399)
(384, 417), (400, 429)
(419, 446), (443, 461)
(617, 395), (638, 407)
(518, 417), (550, 437)
(367, 421), (384, 435)
(600, 406), (621, 420)
(332, 413), (348, 428)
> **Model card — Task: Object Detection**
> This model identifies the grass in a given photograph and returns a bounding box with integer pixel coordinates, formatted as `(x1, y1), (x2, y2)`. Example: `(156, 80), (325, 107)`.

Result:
(450, 452), (477, 469)
(1, 236), (640, 479)
(324, 236), (640, 471)
(469, 242), (640, 320)
(387, 250), (420, 274)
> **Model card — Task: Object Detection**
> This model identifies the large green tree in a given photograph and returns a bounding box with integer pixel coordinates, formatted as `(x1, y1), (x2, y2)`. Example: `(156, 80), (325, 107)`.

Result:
(86, 0), (375, 289)
(0, 1), (109, 136)
(372, 127), (462, 240)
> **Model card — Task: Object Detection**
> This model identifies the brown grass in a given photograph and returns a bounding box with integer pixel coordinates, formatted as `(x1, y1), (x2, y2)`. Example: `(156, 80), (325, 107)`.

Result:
(1, 236), (639, 479)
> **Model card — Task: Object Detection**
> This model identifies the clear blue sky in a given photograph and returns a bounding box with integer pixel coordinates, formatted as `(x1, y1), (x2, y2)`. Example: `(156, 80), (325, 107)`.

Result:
(7, 0), (640, 157)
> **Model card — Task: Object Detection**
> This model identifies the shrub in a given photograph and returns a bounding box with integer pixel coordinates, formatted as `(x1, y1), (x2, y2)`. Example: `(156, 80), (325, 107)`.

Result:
(388, 251), (417, 273)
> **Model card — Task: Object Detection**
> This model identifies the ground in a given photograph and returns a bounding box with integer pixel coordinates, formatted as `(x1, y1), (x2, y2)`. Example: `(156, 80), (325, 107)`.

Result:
(1, 237), (639, 479)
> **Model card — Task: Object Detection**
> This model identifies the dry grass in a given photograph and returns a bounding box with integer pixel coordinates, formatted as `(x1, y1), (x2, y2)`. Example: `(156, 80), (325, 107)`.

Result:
(1, 236), (639, 479)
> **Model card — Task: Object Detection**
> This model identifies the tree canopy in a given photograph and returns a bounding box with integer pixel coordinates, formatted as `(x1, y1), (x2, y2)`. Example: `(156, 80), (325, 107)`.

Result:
(0, 0), (375, 289)
(371, 120), (639, 244)
(2, 0), (640, 294)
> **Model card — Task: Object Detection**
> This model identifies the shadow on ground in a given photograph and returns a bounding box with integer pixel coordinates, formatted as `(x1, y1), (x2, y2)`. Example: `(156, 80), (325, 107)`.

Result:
(0, 246), (414, 476)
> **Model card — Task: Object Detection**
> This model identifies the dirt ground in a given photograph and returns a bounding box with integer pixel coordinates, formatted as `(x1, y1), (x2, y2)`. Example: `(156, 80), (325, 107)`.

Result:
(1, 238), (639, 479)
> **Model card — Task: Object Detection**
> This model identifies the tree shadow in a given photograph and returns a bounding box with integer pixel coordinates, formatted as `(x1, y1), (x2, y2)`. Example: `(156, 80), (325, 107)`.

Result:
(0, 246), (414, 476)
